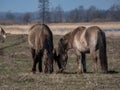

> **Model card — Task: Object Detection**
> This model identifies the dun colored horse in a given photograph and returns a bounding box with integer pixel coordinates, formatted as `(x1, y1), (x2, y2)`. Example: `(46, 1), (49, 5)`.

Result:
(0, 26), (6, 42)
(28, 24), (54, 73)
(54, 26), (108, 73)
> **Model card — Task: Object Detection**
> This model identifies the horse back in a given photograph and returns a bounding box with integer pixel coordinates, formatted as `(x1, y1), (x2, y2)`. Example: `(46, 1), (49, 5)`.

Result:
(73, 26), (104, 52)
(85, 26), (105, 51)
(85, 26), (103, 44)
(28, 24), (53, 53)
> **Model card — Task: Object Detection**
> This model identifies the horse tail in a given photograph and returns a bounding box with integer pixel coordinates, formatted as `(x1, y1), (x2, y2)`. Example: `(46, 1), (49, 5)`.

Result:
(98, 31), (108, 73)
(53, 48), (62, 69)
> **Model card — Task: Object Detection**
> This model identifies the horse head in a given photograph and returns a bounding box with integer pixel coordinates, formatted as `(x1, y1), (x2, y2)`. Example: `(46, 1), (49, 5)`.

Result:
(53, 38), (68, 73)
(0, 27), (6, 43)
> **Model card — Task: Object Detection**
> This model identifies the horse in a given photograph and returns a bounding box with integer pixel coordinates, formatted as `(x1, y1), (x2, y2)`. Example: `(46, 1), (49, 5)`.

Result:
(54, 26), (108, 73)
(28, 24), (54, 74)
(0, 26), (6, 42)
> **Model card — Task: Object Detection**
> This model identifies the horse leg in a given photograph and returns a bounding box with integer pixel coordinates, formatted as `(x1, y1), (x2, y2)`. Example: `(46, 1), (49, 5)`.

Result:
(44, 59), (48, 73)
(90, 50), (98, 73)
(81, 53), (87, 73)
(31, 48), (35, 59)
(38, 60), (42, 73)
(43, 50), (48, 73)
(31, 48), (37, 74)
(49, 51), (54, 73)
(38, 51), (43, 73)
(76, 55), (82, 74)
(32, 56), (39, 74)
(45, 51), (54, 73)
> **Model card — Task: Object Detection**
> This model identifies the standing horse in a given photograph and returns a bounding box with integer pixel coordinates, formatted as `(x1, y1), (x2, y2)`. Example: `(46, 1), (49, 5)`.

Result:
(28, 24), (54, 73)
(55, 26), (108, 73)
(0, 26), (6, 42)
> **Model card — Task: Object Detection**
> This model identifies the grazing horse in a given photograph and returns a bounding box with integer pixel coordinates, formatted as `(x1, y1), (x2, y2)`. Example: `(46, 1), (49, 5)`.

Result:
(0, 26), (6, 42)
(54, 26), (108, 73)
(28, 24), (54, 73)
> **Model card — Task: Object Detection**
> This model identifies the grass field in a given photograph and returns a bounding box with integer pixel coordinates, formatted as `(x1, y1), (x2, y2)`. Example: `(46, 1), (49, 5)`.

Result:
(0, 34), (120, 90)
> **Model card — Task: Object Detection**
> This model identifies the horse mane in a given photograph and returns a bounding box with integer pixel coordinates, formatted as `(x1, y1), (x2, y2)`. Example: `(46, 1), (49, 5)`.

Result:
(63, 26), (86, 40)
(71, 26), (86, 37)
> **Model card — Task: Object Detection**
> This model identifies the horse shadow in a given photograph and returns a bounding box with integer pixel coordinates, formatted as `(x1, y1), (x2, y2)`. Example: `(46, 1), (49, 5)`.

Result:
(56, 71), (94, 74)
(56, 70), (119, 74)
(107, 70), (119, 74)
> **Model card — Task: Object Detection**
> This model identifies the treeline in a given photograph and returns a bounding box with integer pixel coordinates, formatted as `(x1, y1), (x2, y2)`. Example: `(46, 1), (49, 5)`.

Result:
(0, 4), (120, 24)
(50, 4), (120, 23)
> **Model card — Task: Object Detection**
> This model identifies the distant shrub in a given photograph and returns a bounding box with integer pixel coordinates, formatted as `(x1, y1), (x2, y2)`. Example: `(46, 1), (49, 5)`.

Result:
(0, 20), (19, 25)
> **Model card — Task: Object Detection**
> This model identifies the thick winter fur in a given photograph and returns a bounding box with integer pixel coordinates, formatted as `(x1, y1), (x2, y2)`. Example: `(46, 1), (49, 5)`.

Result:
(28, 24), (54, 73)
(55, 26), (108, 73)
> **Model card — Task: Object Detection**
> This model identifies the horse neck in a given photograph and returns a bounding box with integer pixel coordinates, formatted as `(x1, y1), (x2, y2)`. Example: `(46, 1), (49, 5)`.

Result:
(68, 28), (86, 50)
(64, 33), (74, 50)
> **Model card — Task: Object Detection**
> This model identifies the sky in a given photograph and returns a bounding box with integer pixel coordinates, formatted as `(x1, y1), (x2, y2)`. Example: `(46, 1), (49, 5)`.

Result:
(0, 0), (119, 13)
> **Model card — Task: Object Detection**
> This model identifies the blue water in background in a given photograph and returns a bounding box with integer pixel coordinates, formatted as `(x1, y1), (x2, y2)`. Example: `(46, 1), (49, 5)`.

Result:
(58, 29), (120, 33)
(104, 29), (120, 33)
(55, 29), (120, 35)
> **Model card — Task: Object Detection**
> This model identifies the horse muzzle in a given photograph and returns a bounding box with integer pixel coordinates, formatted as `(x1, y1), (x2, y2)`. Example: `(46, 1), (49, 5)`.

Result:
(3, 35), (6, 39)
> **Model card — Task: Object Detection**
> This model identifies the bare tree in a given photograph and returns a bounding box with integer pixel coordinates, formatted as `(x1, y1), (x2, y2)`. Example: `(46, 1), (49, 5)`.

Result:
(23, 13), (31, 24)
(38, 0), (50, 23)
(53, 5), (64, 23)
(107, 4), (120, 21)
(78, 6), (86, 22)
(68, 8), (80, 22)
(66, 6), (85, 22)
(6, 12), (14, 20)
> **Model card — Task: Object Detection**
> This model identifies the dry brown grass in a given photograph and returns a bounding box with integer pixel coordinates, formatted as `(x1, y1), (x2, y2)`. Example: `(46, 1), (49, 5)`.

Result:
(1, 22), (120, 36)
(0, 34), (120, 90)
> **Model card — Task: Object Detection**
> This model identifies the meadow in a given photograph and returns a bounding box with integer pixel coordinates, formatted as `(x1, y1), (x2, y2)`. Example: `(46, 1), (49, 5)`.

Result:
(0, 32), (120, 90)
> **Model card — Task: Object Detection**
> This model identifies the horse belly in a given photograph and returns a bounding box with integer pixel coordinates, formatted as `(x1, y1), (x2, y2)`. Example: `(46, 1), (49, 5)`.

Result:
(74, 37), (89, 52)
(78, 43), (89, 52)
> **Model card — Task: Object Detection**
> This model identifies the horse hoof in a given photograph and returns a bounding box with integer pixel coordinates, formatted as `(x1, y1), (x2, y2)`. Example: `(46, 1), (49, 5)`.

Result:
(77, 71), (82, 74)
(56, 70), (62, 74)
(56, 68), (64, 74)
(32, 69), (36, 74)
(83, 69), (87, 73)
(101, 70), (108, 74)
(32, 71), (36, 74)
(44, 70), (53, 74)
